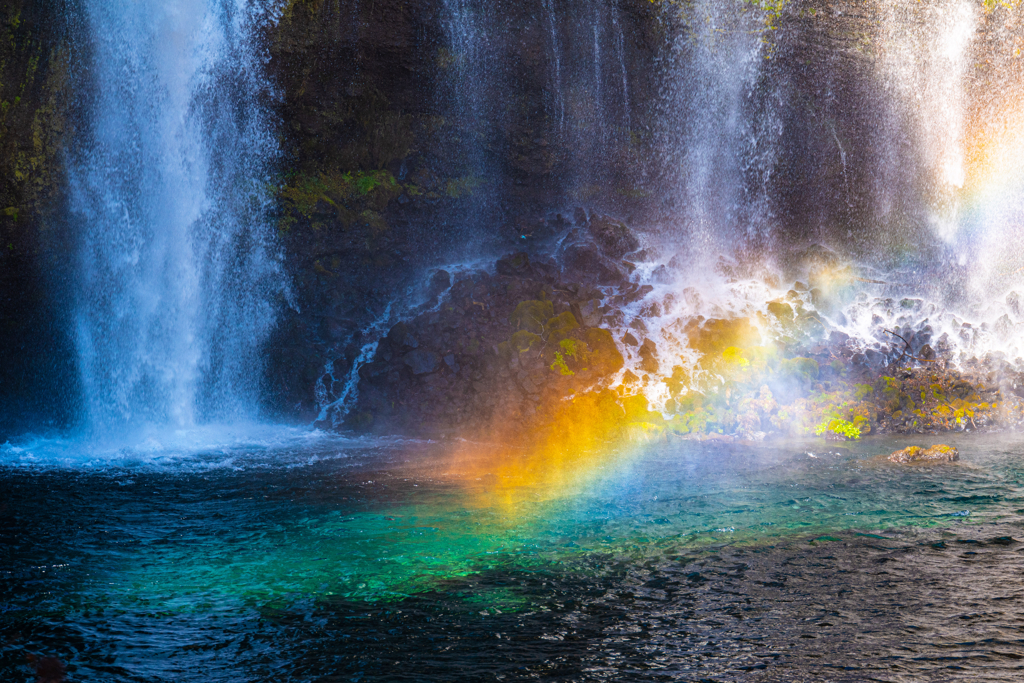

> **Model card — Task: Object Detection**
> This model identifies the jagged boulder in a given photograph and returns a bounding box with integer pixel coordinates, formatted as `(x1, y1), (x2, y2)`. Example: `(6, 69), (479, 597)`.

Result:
(638, 338), (659, 373)
(404, 349), (440, 375)
(560, 242), (627, 285)
(587, 214), (640, 259)
(496, 252), (532, 277)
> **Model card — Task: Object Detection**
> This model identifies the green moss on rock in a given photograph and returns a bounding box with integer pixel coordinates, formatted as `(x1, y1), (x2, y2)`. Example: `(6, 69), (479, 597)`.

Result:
(545, 311), (579, 341)
(508, 330), (541, 354)
(887, 444), (959, 464)
(511, 299), (554, 334)
(687, 318), (760, 355)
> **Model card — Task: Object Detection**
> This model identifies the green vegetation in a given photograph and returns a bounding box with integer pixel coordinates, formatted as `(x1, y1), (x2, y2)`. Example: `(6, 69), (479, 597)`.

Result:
(0, 2), (67, 236)
(278, 170), (403, 233)
(647, 0), (789, 31)
(545, 312), (579, 342)
(854, 383), (874, 401)
(444, 175), (484, 199)
(550, 338), (590, 376)
(505, 330), (542, 355)
(550, 353), (573, 376)
(983, 0), (1021, 10)
(547, 338), (596, 377)
(815, 418), (861, 440)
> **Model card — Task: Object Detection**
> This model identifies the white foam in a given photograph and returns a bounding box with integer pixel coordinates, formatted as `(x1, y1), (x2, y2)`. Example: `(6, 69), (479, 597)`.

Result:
(0, 423), (374, 471)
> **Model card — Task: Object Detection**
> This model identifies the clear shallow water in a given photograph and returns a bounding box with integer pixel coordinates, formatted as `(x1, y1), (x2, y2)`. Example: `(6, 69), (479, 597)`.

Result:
(3, 430), (1024, 681)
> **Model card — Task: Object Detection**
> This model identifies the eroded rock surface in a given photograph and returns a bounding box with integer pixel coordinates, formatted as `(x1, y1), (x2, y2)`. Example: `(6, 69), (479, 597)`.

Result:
(321, 213), (637, 437)
(313, 221), (1024, 445)
(887, 445), (960, 464)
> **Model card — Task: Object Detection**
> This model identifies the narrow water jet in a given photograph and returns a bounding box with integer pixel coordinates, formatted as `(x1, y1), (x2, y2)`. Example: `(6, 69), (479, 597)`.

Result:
(612, 5), (631, 132)
(543, 0), (566, 131)
(438, 0), (496, 240)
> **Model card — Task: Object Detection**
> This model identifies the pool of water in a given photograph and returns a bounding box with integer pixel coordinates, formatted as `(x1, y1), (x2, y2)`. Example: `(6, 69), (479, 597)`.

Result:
(2, 429), (1024, 681)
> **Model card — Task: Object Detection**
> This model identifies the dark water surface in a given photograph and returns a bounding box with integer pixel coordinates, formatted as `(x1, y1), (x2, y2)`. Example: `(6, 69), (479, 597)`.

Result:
(2, 431), (1024, 681)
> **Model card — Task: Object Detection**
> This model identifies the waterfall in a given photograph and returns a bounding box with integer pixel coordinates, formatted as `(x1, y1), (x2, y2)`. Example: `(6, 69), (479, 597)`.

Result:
(612, 6), (630, 132)
(592, 3), (604, 142)
(439, 0), (497, 239)
(876, 0), (977, 243)
(69, 0), (285, 436)
(658, 0), (781, 250)
(874, 1), (1024, 300)
(543, 0), (566, 130)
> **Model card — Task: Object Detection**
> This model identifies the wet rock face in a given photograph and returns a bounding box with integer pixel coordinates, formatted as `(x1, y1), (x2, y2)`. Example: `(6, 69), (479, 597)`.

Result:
(638, 338), (659, 373)
(335, 215), (641, 436)
(586, 214), (641, 259)
(560, 242), (627, 285)
(404, 349), (439, 375)
(888, 445), (959, 464)
(317, 211), (1024, 442)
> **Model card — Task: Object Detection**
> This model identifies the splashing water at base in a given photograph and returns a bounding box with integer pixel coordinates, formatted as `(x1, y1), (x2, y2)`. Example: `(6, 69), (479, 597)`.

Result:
(620, 250), (1024, 383)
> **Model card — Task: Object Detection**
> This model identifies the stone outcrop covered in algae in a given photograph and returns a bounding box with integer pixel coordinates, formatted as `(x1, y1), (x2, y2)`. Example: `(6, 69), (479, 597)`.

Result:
(887, 444), (959, 464)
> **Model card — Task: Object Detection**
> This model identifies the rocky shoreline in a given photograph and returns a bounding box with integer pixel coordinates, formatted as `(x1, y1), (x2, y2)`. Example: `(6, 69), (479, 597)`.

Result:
(313, 211), (1024, 450)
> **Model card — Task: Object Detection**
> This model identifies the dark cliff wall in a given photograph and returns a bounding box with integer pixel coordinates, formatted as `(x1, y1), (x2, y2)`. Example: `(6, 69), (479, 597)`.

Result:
(0, 0), (76, 433)
(263, 0), (664, 417)
(4, 0), (1021, 427)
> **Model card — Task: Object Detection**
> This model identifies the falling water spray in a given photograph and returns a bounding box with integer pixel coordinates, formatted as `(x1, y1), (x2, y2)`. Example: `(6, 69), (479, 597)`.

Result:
(877, 0), (977, 243)
(657, 0), (781, 253)
(69, 0), (285, 436)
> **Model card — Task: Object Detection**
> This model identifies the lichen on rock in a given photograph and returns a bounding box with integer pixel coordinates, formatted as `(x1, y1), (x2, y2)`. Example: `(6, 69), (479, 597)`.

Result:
(887, 444), (960, 464)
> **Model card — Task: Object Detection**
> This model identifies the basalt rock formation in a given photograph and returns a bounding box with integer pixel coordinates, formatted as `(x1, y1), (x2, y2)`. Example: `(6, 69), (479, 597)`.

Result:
(0, 1), (75, 433)
(323, 209), (636, 436)
(328, 210), (1024, 444)
(3, 0), (1024, 436)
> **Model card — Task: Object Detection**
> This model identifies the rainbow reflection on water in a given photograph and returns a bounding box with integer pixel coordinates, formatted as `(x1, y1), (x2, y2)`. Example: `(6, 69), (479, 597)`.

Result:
(4, 427), (1024, 680)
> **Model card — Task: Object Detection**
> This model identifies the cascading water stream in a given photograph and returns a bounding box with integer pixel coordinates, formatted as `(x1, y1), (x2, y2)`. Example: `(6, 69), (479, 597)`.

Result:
(599, 0), (1024, 425)
(657, 0), (780, 251)
(543, 0), (566, 131)
(877, 0), (976, 243)
(69, 0), (285, 439)
(612, 6), (630, 131)
(592, 3), (604, 144)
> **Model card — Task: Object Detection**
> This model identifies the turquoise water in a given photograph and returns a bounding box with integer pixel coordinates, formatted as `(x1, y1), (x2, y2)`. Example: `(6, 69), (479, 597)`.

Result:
(2, 430), (1023, 680)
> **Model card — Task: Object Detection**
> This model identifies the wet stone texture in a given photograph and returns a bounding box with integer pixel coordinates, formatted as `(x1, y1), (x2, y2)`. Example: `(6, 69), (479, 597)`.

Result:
(325, 212), (1024, 445)
(331, 209), (632, 437)
(887, 444), (960, 464)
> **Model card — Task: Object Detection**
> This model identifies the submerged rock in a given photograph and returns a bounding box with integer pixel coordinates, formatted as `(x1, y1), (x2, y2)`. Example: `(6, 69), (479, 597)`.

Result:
(887, 444), (959, 464)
